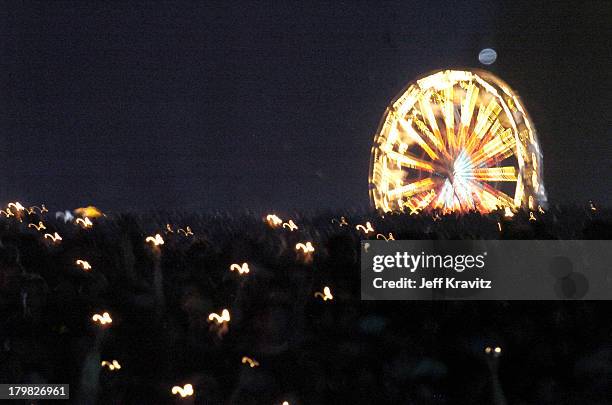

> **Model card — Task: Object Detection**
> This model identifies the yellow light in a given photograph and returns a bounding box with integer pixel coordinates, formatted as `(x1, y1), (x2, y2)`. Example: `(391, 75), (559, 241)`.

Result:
(177, 226), (193, 236)
(282, 220), (298, 231)
(27, 221), (46, 231)
(376, 232), (395, 241)
(44, 232), (62, 243)
(171, 384), (194, 398)
(355, 221), (375, 235)
(76, 260), (92, 271)
(208, 309), (230, 324)
(92, 312), (112, 325)
(314, 286), (333, 301)
(74, 206), (103, 218)
(76, 217), (93, 228)
(295, 242), (315, 253)
(145, 234), (165, 246)
(241, 356), (260, 368)
(265, 214), (283, 227)
(101, 360), (121, 371)
(230, 262), (250, 275)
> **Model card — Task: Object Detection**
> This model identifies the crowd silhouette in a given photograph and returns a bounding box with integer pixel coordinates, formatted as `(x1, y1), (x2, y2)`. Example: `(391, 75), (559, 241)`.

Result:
(0, 204), (611, 404)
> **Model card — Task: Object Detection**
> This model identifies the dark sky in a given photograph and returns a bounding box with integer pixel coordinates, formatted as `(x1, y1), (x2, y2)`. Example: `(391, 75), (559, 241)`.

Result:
(1, 1), (610, 212)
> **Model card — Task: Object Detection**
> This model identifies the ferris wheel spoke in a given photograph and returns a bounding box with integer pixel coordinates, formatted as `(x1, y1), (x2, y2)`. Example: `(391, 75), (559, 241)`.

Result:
(458, 82), (479, 150)
(469, 166), (517, 182)
(397, 118), (439, 161)
(443, 85), (456, 152)
(418, 94), (447, 153)
(387, 178), (436, 198)
(465, 99), (502, 154)
(382, 149), (443, 174)
(471, 128), (515, 167)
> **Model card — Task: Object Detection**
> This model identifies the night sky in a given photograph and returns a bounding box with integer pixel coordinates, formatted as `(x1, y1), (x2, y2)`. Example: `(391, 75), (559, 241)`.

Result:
(1, 1), (610, 212)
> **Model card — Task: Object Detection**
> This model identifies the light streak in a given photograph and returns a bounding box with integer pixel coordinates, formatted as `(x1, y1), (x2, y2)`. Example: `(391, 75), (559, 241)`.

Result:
(331, 216), (348, 226)
(76, 217), (93, 228)
(28, 221), (46, 231)
(376, 233), (395, 241)
(230, 262), (250, 275)
(74, 206), (103, 218)
(355, 221), (374, 235)
(177, 226), (193, 236)
(266, 214), (283, 227)
(529, 212), (536, 221)
(92, 312), (112, 325)
(171, 384), (194, 398)
(101, 360), (121, 370)
(504, 207), (514, 218)
(208, 309), (230, 324)
(314, 286), (333, 301)
(282, 220), (298, 231)
(241, 356), (260, 368)
(8, 202), (25, 212)
(295, 242), (315, 253)
(146, 234), (164, 246)
(76, 260), (92, 271)
(44, 232), (62, 243)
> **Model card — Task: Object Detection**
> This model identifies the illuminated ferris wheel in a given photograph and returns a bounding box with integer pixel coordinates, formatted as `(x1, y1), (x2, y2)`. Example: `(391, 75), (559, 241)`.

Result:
(369, 69), (547, 213)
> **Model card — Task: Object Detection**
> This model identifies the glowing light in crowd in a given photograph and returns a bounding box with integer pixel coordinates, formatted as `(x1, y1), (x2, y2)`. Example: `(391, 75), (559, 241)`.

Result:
(92, 312), (112, 325)
(314, 286), (333, 301)
(44, 232), (62, 243)
(295, 242), (315, 253)
(208, 309), (230, 324)
(538, 205), (545, 214)
(171, 384), (194, 398)
(76, 260), (92, 271)
(497, 222), (502, 232)
(376, 232), (395, 241)
(241, 356), (260, 368)
(28, 221), (46, 231)
(146, 234), (165, 246)
(369, 69), (546, 214)
(504, 207), (514, 218)
(355, 221), (375, 235)
(282, 220), (298, 231)
(0, 209), (13, 217)
(76, 217), (93, 228)
(74, 206), (103, 218)
(266, 214), (283, 227)
(177, 226), (193, 236)
(332, 216), (349, 226)
(101, 360), (121, 370)
(8, 202), (25, 211)
(485, 346), (502, 357)
(589, 201), (597, 211)
(230, 262), (250, 275)
(27, 204), (47, 214)
(529, 212), (536, 221)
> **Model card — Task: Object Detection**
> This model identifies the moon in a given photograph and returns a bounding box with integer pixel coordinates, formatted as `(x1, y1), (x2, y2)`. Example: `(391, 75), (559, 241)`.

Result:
(478, 48), (497, 65)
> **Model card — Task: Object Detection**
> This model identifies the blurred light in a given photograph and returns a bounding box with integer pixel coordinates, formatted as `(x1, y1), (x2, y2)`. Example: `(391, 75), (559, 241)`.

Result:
(208, 309), (230, 324)
(92, 312), (112, 325)
(171, 384), (194, 398)
(314, 286), (333, 301)
(76, 217), (93, 228)
(146, 234), (165, 246)
(101, 360), (121, 370)
(266, 214), (283, 227)
(76, 260), (92, 271)
(230, 262), (250, 275)
(74, 206), (103, 218)
(241, 356), (260, 368)
(356, 221), (375, 235)
(478, 48), (497, 65)
(44, 232), (63, 243)
(28, 221), (46, 231)
(282, 220), (298, 231)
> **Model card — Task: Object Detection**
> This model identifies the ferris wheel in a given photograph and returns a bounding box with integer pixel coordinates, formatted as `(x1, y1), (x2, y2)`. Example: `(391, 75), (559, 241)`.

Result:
(369, 69), (546, 213)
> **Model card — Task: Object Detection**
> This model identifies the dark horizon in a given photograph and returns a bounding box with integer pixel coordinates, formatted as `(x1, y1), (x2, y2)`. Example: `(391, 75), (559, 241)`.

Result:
(1, 1), (610, 212)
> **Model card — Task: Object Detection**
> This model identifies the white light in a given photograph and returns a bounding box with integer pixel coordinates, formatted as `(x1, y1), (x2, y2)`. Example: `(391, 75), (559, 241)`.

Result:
(478, 48), (497, 65)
